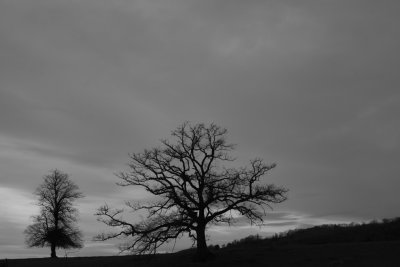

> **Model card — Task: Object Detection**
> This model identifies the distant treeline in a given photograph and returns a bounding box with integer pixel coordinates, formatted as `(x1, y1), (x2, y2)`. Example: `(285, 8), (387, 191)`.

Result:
(222, 217), (400, 248)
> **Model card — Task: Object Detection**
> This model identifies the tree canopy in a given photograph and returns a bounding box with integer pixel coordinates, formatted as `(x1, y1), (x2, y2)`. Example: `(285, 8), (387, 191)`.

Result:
(96, 122), (287, 261)
(25, 169), (84, 258)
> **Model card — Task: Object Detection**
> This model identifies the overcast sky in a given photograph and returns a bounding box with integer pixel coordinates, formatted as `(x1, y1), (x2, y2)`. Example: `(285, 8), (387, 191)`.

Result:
(1, 0), (400, 259)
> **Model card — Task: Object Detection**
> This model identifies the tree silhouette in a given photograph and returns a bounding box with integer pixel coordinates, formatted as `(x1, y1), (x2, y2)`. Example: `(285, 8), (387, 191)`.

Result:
(95, 122), (287, 261)
(25, 169), (84, 258)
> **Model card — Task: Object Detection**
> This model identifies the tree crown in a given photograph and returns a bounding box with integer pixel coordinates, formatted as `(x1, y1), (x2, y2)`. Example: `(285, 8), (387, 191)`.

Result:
(96, 122), (287, 255)
(25, 169), (84, 253)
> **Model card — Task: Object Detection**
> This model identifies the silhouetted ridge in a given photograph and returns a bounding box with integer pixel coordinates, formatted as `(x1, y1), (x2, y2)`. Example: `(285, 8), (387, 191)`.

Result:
(222, 217), (400, 248)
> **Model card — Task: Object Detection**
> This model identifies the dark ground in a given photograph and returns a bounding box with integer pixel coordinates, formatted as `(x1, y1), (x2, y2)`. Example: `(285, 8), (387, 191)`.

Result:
(3, 240), (400, 267)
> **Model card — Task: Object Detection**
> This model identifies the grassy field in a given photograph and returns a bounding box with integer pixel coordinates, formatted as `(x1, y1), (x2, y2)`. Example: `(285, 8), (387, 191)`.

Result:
(3, 240), (400, 267)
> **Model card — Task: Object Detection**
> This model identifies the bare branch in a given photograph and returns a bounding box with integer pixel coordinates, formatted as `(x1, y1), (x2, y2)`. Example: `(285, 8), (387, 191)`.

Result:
(25, 170), (84, 258)
(96, 123), (287, 260)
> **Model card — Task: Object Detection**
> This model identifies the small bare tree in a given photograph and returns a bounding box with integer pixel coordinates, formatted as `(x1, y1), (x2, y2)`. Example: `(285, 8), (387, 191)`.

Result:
(25, 169), (84, 258)
(95, 123), (287, 261)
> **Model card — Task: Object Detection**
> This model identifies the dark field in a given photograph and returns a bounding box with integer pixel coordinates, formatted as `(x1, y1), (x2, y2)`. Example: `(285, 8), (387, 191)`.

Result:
(3, 241), (400, 267)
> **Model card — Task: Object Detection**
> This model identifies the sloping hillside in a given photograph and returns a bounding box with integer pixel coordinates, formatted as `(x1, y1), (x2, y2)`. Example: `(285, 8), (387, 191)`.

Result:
(3, 218), (400, 267)
(223, 217), (400, 248)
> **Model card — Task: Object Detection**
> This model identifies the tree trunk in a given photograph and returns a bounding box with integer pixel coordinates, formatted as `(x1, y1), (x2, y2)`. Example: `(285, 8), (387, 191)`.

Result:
(50, 243), (57, 258)
(195, 225), (213, 262)
(52, 212), (58, 258)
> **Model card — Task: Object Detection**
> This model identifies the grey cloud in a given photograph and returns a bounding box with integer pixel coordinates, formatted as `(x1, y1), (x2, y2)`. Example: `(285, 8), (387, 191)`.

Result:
(264, 221), (299, 227)
(1, 0), (399, 214)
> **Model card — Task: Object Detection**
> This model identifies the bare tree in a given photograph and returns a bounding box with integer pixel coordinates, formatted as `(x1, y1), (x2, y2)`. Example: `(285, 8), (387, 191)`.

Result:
(95, 123), (287, 261)
(25, 169), (84, 258)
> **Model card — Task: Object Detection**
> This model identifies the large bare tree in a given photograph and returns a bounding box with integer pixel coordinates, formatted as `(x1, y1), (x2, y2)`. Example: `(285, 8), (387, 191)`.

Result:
(25, 169), (84, 258)
(95, 123), (287, 261)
